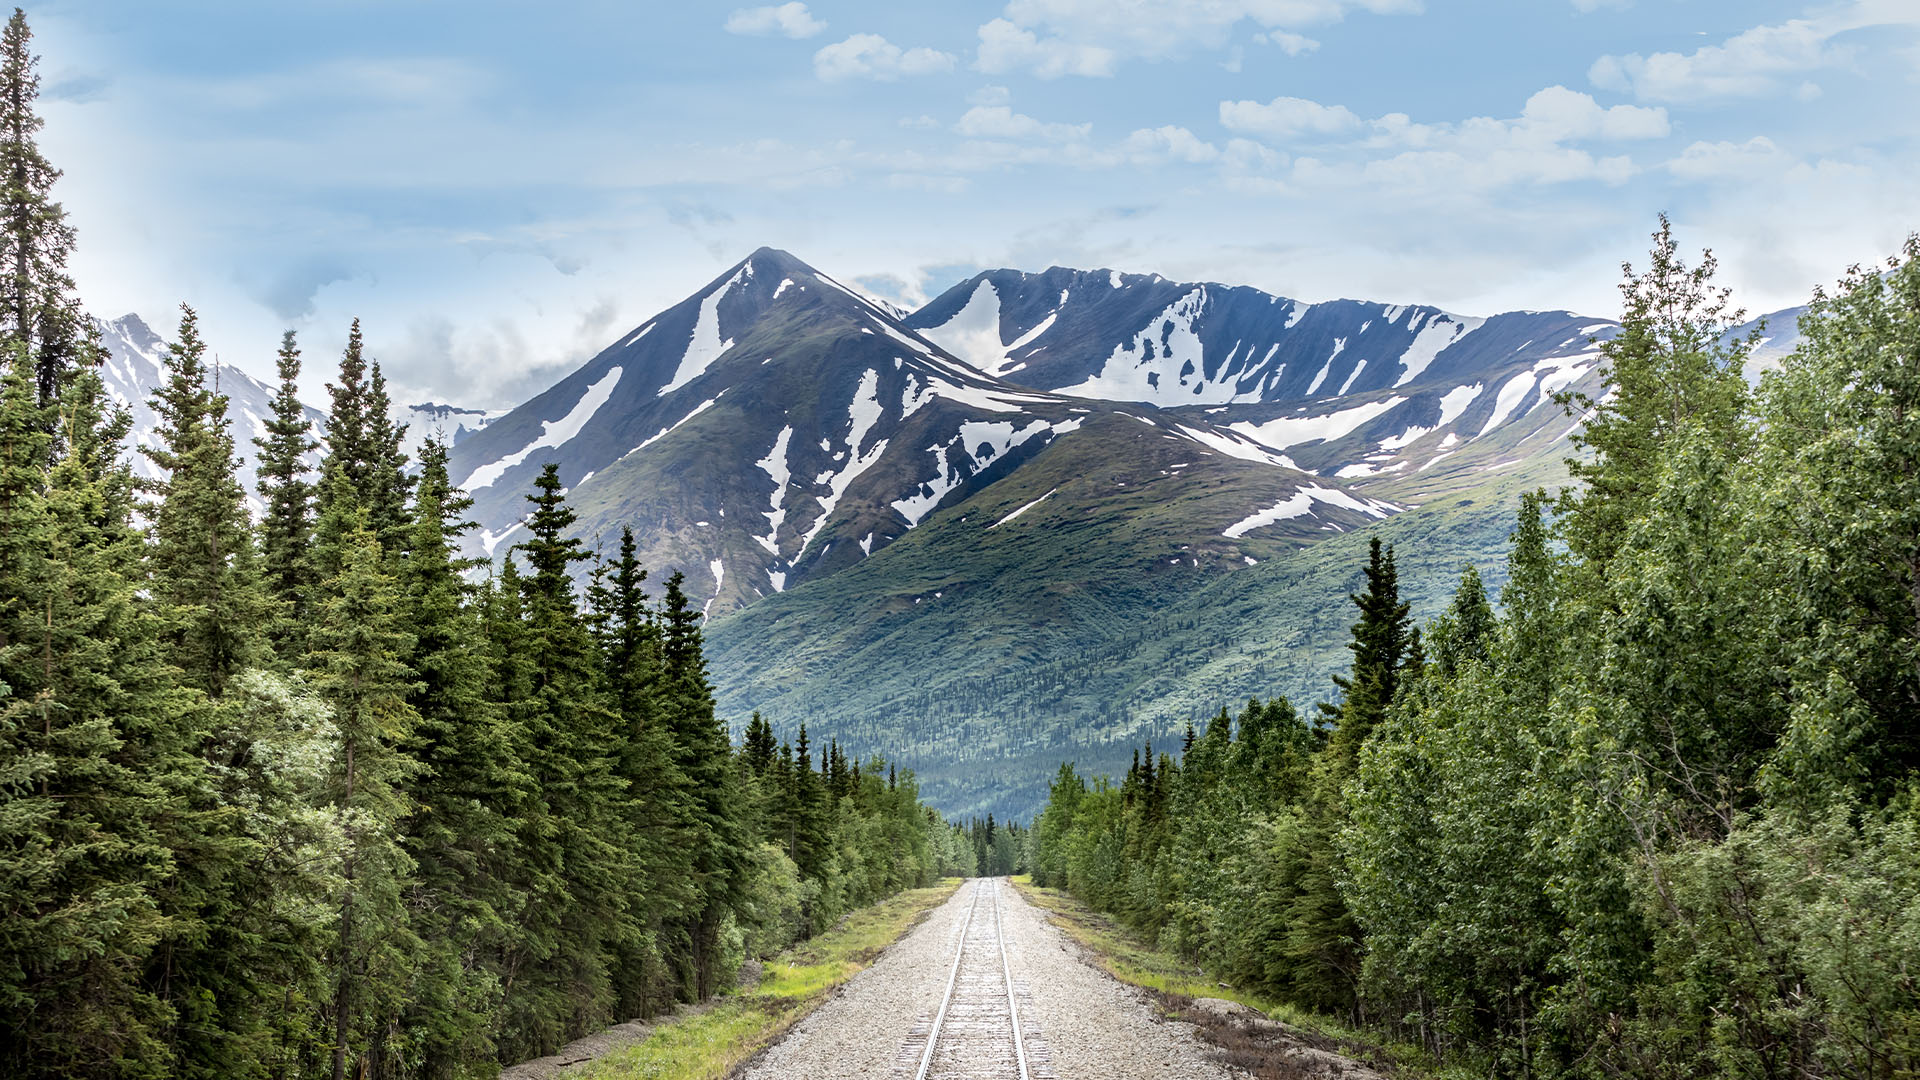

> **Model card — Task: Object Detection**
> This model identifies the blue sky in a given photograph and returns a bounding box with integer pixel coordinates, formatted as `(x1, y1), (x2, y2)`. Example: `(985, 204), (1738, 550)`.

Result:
(30, 0), (1920, 407)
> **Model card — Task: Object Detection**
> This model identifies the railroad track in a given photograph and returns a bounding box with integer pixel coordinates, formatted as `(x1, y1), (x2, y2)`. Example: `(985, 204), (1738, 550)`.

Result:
(900, 878), (1052, 1080)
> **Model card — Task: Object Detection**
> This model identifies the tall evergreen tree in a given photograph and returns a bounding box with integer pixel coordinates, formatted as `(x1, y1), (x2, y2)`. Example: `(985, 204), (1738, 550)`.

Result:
(142, 304), (270, 697)
(1319, 537), (1412, 769)
(254, 330), (317, 656)
(312, 319), (373, 580)
(305, 515), (422, 1080)
(0, 345), (175, 1080)
(498, 465), (628, 1054)
(0, 9), (85, 408)
(363, 361), (414, 555)
(395, 439), (523, 1076)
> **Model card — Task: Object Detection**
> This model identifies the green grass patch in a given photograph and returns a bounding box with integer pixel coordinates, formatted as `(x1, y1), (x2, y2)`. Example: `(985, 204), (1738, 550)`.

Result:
(1011, 876), (1480, 1079)
(582, 879), (963, 1079)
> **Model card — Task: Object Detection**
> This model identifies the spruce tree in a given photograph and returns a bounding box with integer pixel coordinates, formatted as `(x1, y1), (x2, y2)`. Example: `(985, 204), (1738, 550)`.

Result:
(0, 9), (84, 409)
(254, 330), (317, 657)
(312, 319), (373, 580)
(305, 514), (422, 1080)
(395, 439), (523, 1075)
(142, 304), (270, 697)
(0, 345), (169, 1079)
(364, 361), (414, 555)
(1319, 537), (1412, 768)
(499, 465), (627, 1053)
(594, 525), (693, 1018)
(658, 569), (748, 996)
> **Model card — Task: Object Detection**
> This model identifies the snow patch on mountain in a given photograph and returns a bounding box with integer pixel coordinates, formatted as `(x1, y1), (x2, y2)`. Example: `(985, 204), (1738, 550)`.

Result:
(396, 402), (503, 458)
(1052, 288), (1250, 406)
(1176, 425), (1303, 472)
(919, 278), (1006, 373)
(1223, 484), (1400, 538)
(991, 487), (1057, 528)
(660, 268), (743, 396)
(799, 369), (890, 556)
(1479, 372), (1540, 437)
(1393, 314), (1485, 387)
(754, 426), (794, 558)
(1305, 338), (1346, 395)
(1337, 359), (1369, 396)
(1230, 396), (1406, 452)
(706, 558), (725, 618)
(463, 366), (623, 491)
(1376, 382), (1486, 451)
(892, 417), (1060, 526)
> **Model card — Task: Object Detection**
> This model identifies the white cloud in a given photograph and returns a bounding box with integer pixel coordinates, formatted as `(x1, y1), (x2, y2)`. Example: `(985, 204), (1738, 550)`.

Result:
(1590, 19), (1839, 101)
(814, 34), (957, 81)
(1569, 0), (1629, 10)
(1667, 136), (1792, 181)
(1219, 96), (1361, 138)
(724, 3), (826, 39)
(976, 18), (1116, 78)
(1254, 30), (1321, 55)
(955, 105), (1091, 142)
(1513, 85), (1668, 142)
(1227, 86), (1667, 192)
(975, 0), (1416, 76)
(968, 84), (1012, 106)
(1121, 125), (1220, 163)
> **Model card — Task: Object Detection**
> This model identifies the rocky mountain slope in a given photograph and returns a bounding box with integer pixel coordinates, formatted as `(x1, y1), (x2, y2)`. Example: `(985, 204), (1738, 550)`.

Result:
(443, 249), (1399, 619)
(99, 257), (1810, 819)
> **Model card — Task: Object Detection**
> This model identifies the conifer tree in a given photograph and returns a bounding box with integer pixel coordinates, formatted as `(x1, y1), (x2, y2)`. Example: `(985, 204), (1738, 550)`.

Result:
(0, 9), (85, 408)
(255, 330), (317, 656)
(395, 439), (523, 1074)
(1319, 537), (1412, 768)
(142, 304), (270, 696)
(1560, 214), (1752, 574)
(0, 345), (172, 1079)
(312, 319), (373, 580)
(500, 465), (628, 1052)
(364, 361), (414, 555)
(593, 525), (693, 1017)
(658, 569), (747, 997)
(306, 514), (422, 1080)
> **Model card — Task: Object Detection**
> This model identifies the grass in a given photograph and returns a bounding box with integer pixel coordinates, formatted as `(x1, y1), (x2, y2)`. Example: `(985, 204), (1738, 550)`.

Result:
(580, 878), (963, 1080)
(1011, 876), (1484, 1080)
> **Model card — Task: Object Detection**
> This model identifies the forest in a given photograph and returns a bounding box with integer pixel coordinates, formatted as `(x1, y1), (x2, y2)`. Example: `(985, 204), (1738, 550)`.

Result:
(0, 12), (983, 1079)
(1029, 222), (1920, 1079)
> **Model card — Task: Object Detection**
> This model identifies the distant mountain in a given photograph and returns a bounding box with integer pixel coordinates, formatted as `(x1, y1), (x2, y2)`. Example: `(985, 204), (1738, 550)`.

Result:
(444, 248), (1395, 619)
(430, 252), (1810, 819)
(94, 313), (488, 510)
(94, 313), (325, 508)
(396, 401), (502, 458)
(906, 267), (1622, 485)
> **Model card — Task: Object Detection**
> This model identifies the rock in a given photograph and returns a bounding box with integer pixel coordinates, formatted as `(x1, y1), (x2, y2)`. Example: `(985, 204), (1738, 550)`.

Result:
(1187, 997), (1264, 1022)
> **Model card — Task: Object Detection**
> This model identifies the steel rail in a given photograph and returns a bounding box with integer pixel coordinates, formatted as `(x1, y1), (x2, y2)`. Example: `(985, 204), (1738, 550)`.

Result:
(913, 880), (983, 1080)
(992, 878), (1032, 1080)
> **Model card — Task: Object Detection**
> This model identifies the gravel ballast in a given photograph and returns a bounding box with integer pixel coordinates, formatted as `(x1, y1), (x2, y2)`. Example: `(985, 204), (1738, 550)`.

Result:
(739, 878), (1244, 1080)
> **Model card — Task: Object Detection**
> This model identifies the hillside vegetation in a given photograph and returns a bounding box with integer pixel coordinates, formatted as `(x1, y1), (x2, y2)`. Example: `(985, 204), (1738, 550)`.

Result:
(1029, 223), (1920, 1079)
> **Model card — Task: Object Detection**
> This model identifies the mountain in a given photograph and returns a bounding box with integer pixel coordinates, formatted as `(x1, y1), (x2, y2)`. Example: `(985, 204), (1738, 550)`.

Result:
(906, 266), (1618, 484)
(431, 251), (1810, 819)
(397, 402), (502, 458)
(95, 313), (494, 511)
(443, 248), (1396, 619)
(94, 313), (325, 508)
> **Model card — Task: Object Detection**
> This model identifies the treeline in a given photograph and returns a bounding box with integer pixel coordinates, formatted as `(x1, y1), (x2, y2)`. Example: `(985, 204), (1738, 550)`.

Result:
(0, 12), (962, 1079)
(1030, 221), (1920, 1079)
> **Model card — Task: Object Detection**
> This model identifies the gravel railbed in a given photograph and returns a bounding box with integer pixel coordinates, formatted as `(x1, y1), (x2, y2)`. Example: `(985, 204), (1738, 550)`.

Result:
(739, 878), (1244, 1080)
